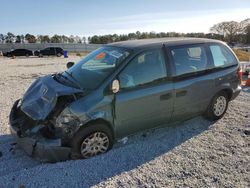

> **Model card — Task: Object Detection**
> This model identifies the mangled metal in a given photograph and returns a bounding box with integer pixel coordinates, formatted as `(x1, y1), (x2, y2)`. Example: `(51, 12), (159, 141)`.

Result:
(9, 73), (86, 162)
(20, 74), (82, 120)
(9, 72), (113, 162)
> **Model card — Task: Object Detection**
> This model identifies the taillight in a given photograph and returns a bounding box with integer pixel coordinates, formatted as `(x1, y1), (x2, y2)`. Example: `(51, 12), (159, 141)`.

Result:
(237, 66), (242, 83)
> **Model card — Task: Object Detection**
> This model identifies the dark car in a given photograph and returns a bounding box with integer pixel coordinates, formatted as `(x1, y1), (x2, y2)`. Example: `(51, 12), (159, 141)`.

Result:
(9, 38), (241, 162)
(34, 47), (64, 57)
(3, 49), (33, 57)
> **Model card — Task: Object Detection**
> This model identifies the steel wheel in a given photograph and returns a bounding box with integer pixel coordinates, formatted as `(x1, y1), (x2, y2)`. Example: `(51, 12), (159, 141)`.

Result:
(213, 96), (227, 116)
(80, 132), (110, 158)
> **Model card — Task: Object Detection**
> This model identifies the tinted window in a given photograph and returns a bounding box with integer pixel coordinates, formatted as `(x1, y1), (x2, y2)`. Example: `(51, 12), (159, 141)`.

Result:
(119, 49), (167, 89)
(171, 46), (208, 76)
(209, 45), (237, 67)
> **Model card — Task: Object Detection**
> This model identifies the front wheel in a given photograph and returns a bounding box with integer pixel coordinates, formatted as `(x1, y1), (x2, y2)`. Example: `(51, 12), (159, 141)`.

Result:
(204, 91), (229, 121)
(70, 123), (113, 159)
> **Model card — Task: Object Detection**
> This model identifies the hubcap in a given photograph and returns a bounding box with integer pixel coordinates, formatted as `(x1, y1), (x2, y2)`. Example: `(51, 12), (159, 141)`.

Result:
(80, 132), (109, 158)
(213, 96), (227, 116)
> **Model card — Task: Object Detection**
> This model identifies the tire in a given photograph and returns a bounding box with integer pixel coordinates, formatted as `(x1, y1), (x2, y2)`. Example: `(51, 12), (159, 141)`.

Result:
(56, 53), (62, 57)
(70, 123), (113, 159)
(204, 91), (229, 121)
(25, 54), (29, 57)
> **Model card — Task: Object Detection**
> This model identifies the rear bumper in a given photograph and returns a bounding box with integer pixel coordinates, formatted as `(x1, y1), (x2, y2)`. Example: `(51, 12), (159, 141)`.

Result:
(231, 85), (241, 100)
(9, 100), (71, 162)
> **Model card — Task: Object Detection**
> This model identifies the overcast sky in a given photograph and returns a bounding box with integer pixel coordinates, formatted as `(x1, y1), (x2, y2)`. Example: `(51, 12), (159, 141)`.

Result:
(0, 0), (250, 36)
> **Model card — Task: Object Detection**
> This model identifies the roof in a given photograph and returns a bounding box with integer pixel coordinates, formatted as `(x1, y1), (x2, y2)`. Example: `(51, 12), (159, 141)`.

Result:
(107, 37), (223, 49)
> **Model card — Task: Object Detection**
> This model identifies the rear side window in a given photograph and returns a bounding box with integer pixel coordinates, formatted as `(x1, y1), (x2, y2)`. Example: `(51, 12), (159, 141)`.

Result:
(171, 45), (208, 76)
(209, 45), (237, 67)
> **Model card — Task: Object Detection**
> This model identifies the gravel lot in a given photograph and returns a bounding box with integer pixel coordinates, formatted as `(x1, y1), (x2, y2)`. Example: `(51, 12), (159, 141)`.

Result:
(0, 57), (249, 187)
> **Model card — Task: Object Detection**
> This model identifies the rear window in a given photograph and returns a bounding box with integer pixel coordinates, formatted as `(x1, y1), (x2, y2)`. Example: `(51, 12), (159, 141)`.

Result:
(209, 45), (237, 67)
(171, 45), (208, 76)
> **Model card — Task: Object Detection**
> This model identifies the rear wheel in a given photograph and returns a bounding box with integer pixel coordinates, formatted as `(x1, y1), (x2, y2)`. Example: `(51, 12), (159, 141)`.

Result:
(71, 123), (113, 159)
(204, 91), (229, 121)
(56, 53), (62, 57)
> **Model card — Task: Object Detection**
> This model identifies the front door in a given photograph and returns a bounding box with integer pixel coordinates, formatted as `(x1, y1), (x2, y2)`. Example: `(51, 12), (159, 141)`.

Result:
(114, 48), (174, 138)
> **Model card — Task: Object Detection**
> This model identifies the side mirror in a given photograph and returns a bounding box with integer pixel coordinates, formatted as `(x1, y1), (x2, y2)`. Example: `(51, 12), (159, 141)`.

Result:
(66, 62), (75, 69)
(111, 79), (120, 93)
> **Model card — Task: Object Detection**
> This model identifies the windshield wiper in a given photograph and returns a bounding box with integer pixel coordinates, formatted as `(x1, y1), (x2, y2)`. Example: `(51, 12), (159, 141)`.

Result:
(64, 71), (84, 89)
(57, 72), (82, 90)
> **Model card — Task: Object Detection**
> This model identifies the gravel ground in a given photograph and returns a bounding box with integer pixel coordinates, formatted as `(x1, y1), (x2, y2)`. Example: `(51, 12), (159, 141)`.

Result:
(0, 57), (249, 188)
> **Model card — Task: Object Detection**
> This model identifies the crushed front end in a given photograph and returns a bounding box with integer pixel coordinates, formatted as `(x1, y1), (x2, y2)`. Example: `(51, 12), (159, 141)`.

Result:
(9, 99), (72, 162)
(9, 74), (85, 162)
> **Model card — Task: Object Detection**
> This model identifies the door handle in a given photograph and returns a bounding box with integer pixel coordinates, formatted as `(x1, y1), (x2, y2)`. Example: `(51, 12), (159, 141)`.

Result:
(176, 90), (187, 97)
(160, 93), (172, 100)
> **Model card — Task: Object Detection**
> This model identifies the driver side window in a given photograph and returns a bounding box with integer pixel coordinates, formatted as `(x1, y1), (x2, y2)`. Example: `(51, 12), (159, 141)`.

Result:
(119, 49), (167, 89)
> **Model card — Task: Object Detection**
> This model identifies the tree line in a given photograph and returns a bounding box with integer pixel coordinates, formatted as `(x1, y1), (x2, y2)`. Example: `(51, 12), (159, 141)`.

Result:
(89, 18), (250, 44)
(1, 18), (249, 44)
(0, 33), (87, 44)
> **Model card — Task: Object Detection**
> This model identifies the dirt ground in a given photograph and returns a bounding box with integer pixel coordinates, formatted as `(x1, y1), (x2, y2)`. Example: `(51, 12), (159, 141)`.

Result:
(0, 57), (249, 187)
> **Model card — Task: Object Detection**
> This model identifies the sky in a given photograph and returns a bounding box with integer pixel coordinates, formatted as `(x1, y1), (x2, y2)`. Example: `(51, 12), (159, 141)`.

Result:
(0, 0), (250, 37)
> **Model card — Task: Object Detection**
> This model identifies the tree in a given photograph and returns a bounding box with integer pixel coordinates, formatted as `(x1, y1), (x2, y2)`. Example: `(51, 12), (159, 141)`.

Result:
(82, 36), (87, 44)
(210, 21), (243, 42)
(68, 35), (75, 43)
(136, 31), (141, 39)
(50, 35), (62, 43)
(25, 33), (36, 43)
(20, 35), (25, 43)
(149, 31), (157, 38)
(62, 35), (69, 43)
(245, 25), (250, 44)
(37, 35), (50, 43)
(128, 33), (137, 40)
(15, 35), (21, 43)
(89, 35), (100, 44)
(5, 32), (15, 43)
(74, 35), (82, 43)
(0, 34), (5, 43)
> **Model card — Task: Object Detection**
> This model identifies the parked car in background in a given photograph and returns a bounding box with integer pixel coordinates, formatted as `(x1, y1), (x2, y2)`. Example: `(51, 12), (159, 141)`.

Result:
(3, 49), (33, 57)
(34, 47), (64, 57)
(10, 38), (241, 162)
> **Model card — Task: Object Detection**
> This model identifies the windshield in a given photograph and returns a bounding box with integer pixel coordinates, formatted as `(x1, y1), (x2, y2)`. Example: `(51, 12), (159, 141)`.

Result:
(62, 46), (130, 90)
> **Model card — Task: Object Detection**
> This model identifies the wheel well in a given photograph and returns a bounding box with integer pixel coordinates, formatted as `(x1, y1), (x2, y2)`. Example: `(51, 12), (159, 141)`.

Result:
(80, 118), (115, 139)
(220, 89), (233, 100)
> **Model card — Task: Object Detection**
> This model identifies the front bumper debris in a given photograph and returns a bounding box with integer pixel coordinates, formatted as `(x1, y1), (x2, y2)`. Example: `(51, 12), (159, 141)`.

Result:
(9, 100), (71, 162)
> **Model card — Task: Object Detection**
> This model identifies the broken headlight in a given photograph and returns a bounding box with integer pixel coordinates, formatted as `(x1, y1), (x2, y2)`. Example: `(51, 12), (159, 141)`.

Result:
(55, 108), (81, 138)
(56, 108), (79, 126)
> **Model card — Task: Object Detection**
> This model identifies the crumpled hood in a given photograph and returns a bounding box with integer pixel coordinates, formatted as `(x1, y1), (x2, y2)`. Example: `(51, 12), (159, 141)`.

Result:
(20, 75), (83, 120)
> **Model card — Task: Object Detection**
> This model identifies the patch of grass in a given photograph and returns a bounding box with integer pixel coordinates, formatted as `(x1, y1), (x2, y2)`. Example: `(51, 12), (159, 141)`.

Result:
(233, 49), (250, 61)
(68, 52), (89, 57)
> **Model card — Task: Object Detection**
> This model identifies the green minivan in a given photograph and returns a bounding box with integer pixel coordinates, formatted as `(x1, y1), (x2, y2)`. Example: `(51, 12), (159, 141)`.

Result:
(10, 38), (241, 162)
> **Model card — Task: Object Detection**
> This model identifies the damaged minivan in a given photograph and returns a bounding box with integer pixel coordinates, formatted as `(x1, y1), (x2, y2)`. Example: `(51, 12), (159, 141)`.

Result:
(9, 38), (241, 162)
